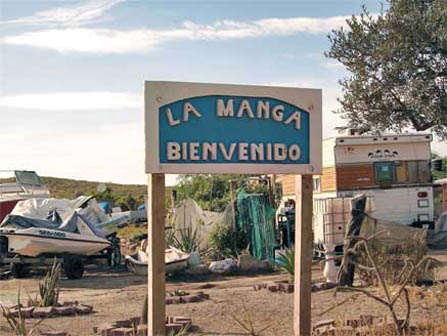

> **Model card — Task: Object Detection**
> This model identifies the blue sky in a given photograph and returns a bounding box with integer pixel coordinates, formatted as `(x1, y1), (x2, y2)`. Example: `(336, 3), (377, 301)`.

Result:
(1, 0), (445, 186)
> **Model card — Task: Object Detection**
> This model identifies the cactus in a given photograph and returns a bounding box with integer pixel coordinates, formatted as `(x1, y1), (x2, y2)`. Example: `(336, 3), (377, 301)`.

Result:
(28, 258), (60, 308)
(142, 294), (148, 325)
(2, 289), (45, 335)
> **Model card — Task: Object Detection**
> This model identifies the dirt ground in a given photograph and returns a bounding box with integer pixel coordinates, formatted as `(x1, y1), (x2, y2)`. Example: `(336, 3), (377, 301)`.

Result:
(1, 252), (447, 335)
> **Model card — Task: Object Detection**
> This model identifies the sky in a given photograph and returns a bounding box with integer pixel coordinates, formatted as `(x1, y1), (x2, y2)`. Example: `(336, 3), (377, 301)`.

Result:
(1, 0), (446, 187)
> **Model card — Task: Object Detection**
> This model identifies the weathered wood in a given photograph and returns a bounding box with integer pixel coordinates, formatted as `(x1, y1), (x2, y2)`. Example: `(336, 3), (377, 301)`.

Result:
(337, 195), (367, 286)
(294, 174), (313, 336)
(147, 173), (166, 336)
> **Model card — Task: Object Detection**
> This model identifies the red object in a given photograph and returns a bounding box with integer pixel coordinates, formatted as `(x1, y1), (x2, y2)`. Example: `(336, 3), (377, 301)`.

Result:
(0, 199), (22, 223)
(417, 191), (428, 198)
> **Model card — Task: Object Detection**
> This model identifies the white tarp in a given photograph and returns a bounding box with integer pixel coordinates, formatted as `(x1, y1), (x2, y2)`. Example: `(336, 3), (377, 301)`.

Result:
(9, 196), (126, 235)
(170, 199), (234, 250)
(11, 196), (99, 220)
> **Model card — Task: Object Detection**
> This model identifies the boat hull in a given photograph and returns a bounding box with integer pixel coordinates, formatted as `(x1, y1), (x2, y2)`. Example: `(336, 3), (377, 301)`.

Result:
(125, 247), (190, 276)
(0, 228), (110, 257)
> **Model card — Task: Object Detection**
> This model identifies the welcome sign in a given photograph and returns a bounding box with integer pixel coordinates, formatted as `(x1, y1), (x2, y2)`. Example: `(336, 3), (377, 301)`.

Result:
(145, 81), (322, 174)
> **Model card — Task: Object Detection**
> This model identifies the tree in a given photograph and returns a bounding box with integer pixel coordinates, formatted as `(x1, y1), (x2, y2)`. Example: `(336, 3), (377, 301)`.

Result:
(174, 174), (271, 212)
(326, 0), (447, 138)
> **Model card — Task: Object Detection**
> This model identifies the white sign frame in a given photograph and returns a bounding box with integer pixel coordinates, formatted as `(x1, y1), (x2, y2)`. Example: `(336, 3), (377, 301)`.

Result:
(145, 81), (322, 174)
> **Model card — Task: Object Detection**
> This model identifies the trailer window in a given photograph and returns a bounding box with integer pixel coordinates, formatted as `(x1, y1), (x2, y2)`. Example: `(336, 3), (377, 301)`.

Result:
(374, 162), (395, 184)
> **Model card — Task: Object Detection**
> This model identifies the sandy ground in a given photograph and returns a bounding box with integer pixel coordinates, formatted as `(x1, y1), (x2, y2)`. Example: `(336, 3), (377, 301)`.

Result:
(1, 252), (447, 335)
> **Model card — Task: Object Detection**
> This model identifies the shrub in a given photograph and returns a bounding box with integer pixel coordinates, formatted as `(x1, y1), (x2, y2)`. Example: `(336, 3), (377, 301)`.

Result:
(209, 224), (247, 260)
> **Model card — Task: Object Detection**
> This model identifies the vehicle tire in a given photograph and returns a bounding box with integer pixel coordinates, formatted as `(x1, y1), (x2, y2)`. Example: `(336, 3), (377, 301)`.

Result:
(10, 262), (27, 279)
(63, 256), (84, 279)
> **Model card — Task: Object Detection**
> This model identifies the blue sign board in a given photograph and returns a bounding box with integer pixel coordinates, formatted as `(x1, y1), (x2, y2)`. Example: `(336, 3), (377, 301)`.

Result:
(145, 81), (322, 174)
(159, 95), (309, 165)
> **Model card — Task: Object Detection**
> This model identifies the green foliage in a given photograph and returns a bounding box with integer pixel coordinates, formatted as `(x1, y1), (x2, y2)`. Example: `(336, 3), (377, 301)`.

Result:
(141, 294), (148, 325)
(275, 248), (295, 280)
(167, 227), (201, 253)
(175, 174), (272, 212)
(209, 224), (248, 259)
(28, 259), (60, 308)
(326, 0), (447, 137)
(41, 176), (147, 209)
(117, 225), (147, 242)
(431, 152), (447, 180)
(1, 289), (45, 335)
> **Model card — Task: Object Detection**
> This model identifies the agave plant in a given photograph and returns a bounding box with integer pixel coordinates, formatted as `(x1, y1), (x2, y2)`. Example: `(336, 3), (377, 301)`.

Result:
(2, 289), (45, 335)
(275, 248), (295, 281)
(141, 294), (148, 325)
(28, 258), (60, 308)
(170, 227), (201, 253)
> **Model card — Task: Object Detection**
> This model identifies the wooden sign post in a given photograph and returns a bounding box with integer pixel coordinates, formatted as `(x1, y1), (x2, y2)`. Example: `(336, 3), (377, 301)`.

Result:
(147, 173), (166, 335)
(294, 175), (313, 335)
(145, 81), (321, 336)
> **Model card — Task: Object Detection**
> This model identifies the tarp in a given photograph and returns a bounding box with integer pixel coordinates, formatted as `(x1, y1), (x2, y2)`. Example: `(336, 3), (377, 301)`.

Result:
(10, 196), (97, 221)
(1, 196), (120, 237)
(170, 199), (234, 250)
(0, 211), (105, 238)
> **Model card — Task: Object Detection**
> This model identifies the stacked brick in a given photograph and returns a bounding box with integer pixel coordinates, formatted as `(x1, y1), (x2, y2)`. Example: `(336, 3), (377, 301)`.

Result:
(166, 291), (209, 304)
(253, 281), (294, 293)
(7, 301), (93, 319)
(312, 315), (407, 335)
(253, 281), (337, 293)
(93, 316), (192, 336)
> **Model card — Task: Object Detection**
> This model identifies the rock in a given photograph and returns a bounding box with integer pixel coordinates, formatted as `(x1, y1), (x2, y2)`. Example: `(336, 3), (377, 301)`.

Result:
(209, 259), (237, 274)
(185, 264), (209, 275)
(238, 254), (271, 272)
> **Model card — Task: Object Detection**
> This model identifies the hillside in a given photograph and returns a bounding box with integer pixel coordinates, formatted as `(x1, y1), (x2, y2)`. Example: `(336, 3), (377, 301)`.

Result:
(40, 176), (174, 212)
(41, 176), (147, 200)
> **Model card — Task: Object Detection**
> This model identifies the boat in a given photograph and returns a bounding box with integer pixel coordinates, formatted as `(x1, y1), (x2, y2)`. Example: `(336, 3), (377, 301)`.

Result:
(0, 210), (111, 258)
(0, 170), (50, 223)
(125, 240), (189, 275)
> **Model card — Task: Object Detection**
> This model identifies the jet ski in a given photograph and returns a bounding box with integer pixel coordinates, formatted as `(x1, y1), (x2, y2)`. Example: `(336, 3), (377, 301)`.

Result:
(0, 210), (111, 258)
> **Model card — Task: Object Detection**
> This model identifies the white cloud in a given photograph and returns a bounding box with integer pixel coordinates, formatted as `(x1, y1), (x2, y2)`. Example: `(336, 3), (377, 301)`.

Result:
(322, 60), (346, 71)
(1, 0), (125, 27)
(2, 15), (350, 54)
(0, 92), (142, 110)
(266, 78), (346, 138)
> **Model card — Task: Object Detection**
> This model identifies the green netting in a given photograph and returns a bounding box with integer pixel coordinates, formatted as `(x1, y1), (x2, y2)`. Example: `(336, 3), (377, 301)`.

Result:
(236, 190), (276, 261)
